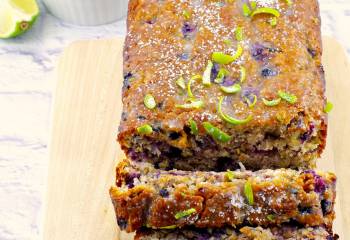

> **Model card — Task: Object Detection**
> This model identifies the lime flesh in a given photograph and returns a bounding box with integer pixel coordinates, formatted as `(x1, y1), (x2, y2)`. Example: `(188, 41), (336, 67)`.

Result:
(0, 0), (39, 39)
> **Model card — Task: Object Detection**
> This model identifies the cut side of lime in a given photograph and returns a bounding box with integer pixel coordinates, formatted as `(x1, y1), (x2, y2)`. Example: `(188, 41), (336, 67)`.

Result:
(0, 0), (39, 39)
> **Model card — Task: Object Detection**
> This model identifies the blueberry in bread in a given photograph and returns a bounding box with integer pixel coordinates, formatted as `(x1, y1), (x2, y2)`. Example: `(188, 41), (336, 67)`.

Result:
(110, 160), (336, 233)
(118, 0), (327, 171)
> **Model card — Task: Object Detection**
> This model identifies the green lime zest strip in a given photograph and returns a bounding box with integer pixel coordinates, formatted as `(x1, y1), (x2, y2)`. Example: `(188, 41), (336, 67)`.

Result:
(187, 75), (202, 98)
(324, 101), (333, 113)
(285, 0), (293, 6)
(218, 96), (253, 125)
(224, 39), (232, 46)
(278, 90), (297, 104)
(175, 208), (197, 219)
(242, 3), (252, 17)
(215, 68), (230, 83)
(267, 214), (275, 221)
(144, 94), (156, 109)
(244, 181), (254, 205)
(203, 60), (213, 86)
(137, 124), (153, 135)
(189, 119), (198, 135)
(251, 7), (280, 18)
(159, 225), (177, 229)
(235, 27), (243, 41)
(262, 97), (281, 106)
(203, 122), (232, 143)
(240, 66), (246, 83)
(176, 76), (186, 89)
(220, 84), (241, 94)
(244, 95), (257, 108)
(212, 45), (243, 64)
(175, 99), (204, 109)
(269, 17), (278, 26)
(183, 10), (191, 19)
(225, 170), (235, 181)
(250, 1), (257, 9)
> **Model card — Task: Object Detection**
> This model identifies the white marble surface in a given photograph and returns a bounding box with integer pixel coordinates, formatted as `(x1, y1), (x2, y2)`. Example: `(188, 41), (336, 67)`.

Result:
(0, 1), (349, 240)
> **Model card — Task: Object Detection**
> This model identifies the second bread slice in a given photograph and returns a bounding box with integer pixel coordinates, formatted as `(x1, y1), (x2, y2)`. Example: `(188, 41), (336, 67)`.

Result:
(110, 160), (336, 233)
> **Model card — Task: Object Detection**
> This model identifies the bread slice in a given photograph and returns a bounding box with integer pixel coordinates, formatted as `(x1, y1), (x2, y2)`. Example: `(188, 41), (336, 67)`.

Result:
(135, 226), (338, 240)
(110, 160), (336, 233)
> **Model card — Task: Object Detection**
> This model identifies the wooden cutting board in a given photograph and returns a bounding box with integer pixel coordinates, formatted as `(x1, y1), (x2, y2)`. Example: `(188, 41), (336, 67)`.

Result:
(43, 37), (349, 240)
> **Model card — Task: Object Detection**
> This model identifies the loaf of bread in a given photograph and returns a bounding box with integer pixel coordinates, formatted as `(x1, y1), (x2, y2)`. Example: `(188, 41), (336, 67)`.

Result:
(118, 0), (327, 171)
(135, 226), (339, 240)
(110, 160), (336, 233)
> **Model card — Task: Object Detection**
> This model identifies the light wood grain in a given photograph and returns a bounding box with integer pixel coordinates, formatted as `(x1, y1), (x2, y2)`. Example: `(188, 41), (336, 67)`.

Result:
(43, 37), (349, 240)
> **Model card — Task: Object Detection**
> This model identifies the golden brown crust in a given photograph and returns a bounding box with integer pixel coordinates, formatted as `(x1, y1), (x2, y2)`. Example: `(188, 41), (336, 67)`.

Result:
(119, 0), (327, 170)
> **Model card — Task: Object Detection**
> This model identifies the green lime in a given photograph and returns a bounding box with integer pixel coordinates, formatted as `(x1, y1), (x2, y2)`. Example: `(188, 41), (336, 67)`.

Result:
(0, 0), (39, 39)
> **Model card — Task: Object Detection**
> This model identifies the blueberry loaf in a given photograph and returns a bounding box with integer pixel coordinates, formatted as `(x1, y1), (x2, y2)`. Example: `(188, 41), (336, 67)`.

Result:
(135, 226), (339, 240)
(118, 0), (327, 171)
(109, 160), (336, 233)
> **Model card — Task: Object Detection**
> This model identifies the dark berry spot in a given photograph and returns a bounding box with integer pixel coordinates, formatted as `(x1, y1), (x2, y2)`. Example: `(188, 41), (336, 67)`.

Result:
(178, 53), (190, 61)
(159, 188), (169, 197)
(307, 48), (317, 58)
(261, 67), (277, 77)
(314, 175), (326, 193)
(221, 77), (235, 87)
(183, 125), (191, 135)
(321, 199), (332, 215)
(157, 101), (164, 109)
(123, 72), (133, 90)
(303, 169), (316, 176)
(169, 131), (181, 140)
(251, 43), (270, 61)
(298, 205), (313, 214)
(319, 65), (325, 74)
(124, 72), (133, 81)
(241, 87), (260, 99)
(182, 22), (196, 38)
(117, 218), (128, 230)
(137, 115), (146, 120)
(121, 112), (128, 121)
(300, 123), (315, 142)
(125, 172), (140, 188)
(152, 122), (162, 133)
(145, 17), (157, 24)
(211, 63), (220, 82)
(167, 147), (181, 158)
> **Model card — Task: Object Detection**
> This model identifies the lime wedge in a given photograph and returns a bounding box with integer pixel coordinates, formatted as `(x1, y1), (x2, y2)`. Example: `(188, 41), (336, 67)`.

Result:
(0, 0), (39, 39)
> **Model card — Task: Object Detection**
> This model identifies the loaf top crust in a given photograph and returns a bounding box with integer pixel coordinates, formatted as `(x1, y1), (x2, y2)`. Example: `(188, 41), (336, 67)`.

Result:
(120, 0), (326, 136)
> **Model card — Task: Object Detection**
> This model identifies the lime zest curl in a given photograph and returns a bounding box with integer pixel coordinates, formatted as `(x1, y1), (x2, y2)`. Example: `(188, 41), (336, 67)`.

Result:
(203, 122), (232, 143)
(220, 84), (242, 94)
(278, 90), (297, 104)
(137, 124), (153, 135)
(176, 76), (186, 89)
(175, 208), (197, 219)
(144, 94), (156, 109)
(262, 97), (281, 106)
(187, 75), (202, 99)
(203, 60), (213, 86)
(218, 96), (253, 125)
(212, 44), (243, 64)
(244, 180), (254, 205)
(324, 101), (333, 113)
(251, 7), (280, 18)
(189, 119), (199, 135)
